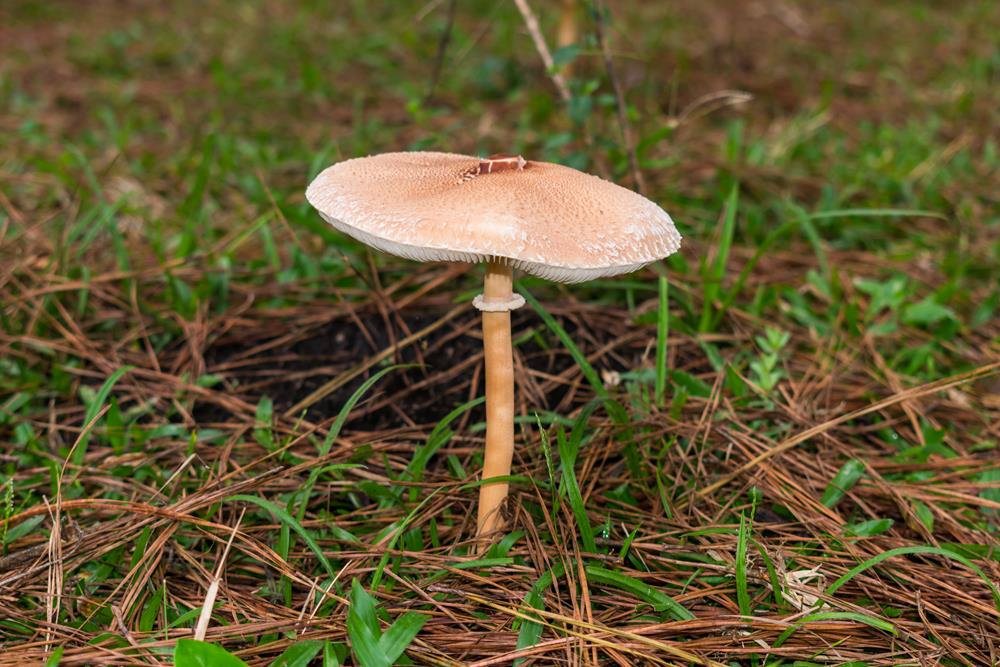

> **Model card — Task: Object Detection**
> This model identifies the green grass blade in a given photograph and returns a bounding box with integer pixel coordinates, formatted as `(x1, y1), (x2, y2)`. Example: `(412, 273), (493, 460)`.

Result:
(619, 525), (640, 563)
(174, 639), (250, 667)
(735, 513), (751, 616)
(772, 611), (896, 648)
(712, 218), (797, 331)
(520, 288), (635, 471)
(699, 184), (738, 332)
(228, 494), (335, 578)
(826, 545), (1000, 612)
(515, 564), (566, 666)
(319, 365), (406, 457)
(514, 616), (544, 666)
(520, 287), (604, 397)
(167, 606), (210, 630)
(793, 202), (830, 278)
(378, 612), (428, 664)
(72, 365), (132, 466)
(294, 364), (405, 521)
(138, 584), (164, 633)
(806, 208), (947, 221)
(350, 579), (381, 636)
(370, 484), (452, 589)
(268, 640), (324, 667)
(254, 395), (275, 451)
(44, 647), (64, 667)
(407, 396), (485, 481)
(535, 414), (558, 515)
(820, 459), (865, 508)
(557, 423), (596, 554)
(754, 540), (784, 608)
(322, 641), (344, 667)
(519, 289), (632, 451)
(584, 565), (693, 620)
(347, 579), (391, 667)
(347, 613), (390, 667)
(844, 518), (894, 537)
(655, 275), (669, 408)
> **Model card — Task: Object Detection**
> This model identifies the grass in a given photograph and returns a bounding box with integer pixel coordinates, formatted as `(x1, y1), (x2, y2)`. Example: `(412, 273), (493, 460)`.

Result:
(1, 0), (999, 664)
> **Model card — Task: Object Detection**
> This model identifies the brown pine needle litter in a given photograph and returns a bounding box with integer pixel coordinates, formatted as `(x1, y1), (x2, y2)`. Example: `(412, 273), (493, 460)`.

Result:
(2, 0), (1000, 665)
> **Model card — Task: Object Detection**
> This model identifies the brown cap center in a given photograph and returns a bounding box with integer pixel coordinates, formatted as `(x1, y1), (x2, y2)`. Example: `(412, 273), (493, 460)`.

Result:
(477, 154), (527, 175)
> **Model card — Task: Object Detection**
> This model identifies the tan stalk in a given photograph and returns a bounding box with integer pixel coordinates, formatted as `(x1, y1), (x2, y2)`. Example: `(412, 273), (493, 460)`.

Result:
(476, 260), (516, 543)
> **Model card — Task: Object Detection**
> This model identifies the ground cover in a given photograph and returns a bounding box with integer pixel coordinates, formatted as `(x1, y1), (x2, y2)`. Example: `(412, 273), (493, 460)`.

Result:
(1, 1), (999, 664)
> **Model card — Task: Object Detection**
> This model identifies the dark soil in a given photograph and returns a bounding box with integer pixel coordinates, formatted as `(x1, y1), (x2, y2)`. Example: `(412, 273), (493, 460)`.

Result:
(197, 301), (644, 431)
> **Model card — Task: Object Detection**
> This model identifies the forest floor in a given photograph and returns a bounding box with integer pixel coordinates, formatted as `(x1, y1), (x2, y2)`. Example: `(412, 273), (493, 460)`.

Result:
(1, 1), (999, 665)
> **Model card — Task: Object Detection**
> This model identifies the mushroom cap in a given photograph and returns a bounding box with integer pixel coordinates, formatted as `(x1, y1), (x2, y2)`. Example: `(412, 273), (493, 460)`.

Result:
(305, 151), (681, 283)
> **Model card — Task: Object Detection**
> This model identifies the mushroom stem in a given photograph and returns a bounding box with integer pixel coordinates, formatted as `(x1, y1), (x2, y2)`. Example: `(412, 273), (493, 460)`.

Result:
(477, 260), (516, 544)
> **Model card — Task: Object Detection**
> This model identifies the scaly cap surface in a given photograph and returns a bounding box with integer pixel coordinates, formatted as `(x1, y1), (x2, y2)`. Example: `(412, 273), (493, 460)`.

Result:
(305, 151), (681, 283)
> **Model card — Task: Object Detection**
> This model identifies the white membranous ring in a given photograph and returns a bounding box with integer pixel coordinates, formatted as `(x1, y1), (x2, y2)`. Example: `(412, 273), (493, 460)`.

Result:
(472, 293), (526, 312)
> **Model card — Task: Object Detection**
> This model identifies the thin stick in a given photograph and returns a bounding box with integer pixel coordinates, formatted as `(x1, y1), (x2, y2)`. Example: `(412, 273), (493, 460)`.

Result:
(194, 510), (244, 641)
(591, 0), (646, 194)
(43, 497), (61, 649)
(477, 261), (516, 544)
(512, 0), (572, 103)
(510, 0), (609, 178)
(425, 0), (458, 101)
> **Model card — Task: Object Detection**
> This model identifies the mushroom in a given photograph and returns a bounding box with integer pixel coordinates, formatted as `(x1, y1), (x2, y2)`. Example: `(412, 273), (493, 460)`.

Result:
(305, 151), (681, 545)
